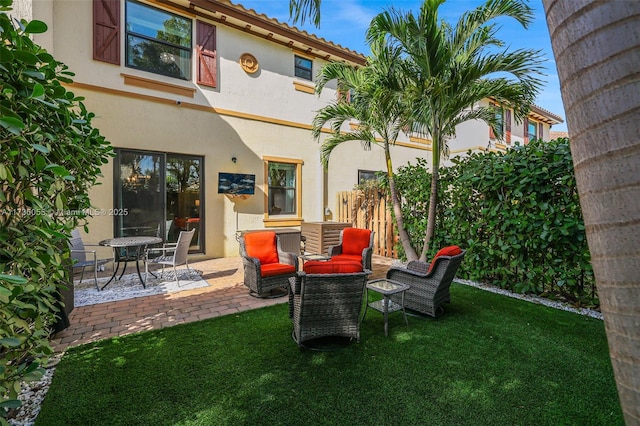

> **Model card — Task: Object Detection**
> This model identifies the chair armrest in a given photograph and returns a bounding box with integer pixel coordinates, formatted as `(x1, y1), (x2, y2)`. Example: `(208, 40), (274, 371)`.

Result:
(327, 245), (342, 256)
(407, 260), (430, 274)
(278, 250), (299, 269)
(362, 247), (373, 270)
(386, 264), (429, 279)
(71, 249), (96, 255)
(241, 255), (261, 270)
(70, 249), (97, 264)
(146, 246), (176, 257)
(289, 274), (303, 295)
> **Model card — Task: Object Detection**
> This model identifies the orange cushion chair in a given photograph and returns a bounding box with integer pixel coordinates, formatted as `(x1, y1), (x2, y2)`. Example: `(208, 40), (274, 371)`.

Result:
(386, 246), (466, 317)
(427, 245), (462, 273)
(327, 228), (374, 270)
(239, 231), (298, 297)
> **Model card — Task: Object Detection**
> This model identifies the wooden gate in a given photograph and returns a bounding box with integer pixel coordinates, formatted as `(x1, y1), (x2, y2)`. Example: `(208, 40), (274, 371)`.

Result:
(336, 189), (397, 258)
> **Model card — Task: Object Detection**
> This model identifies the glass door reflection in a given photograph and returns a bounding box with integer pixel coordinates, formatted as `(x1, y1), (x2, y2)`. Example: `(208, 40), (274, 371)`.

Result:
(114, 150), (203, 252)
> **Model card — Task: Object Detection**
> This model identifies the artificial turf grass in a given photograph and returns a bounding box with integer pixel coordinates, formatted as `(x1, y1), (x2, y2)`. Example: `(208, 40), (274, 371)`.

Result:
(36, 284), (623, 426)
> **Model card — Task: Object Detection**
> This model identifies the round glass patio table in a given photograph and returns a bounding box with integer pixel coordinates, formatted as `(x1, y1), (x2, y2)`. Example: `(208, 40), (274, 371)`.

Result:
(98, 236), (162, 290)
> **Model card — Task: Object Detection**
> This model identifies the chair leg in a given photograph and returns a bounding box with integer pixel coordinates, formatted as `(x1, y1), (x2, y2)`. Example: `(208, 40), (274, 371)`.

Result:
(173, 265), (179, 285)
(93, 265), (99, 291)
(79, 267), (85, 284)
(185, 260), (194, 279)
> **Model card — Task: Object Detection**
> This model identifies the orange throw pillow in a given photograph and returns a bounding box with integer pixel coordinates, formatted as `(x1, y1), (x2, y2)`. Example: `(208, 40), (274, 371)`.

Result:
(244, 232), (279, 265)
(342, 228), (371, 255)
(428, 245), (462, 273)
(303, 260), (363, 274)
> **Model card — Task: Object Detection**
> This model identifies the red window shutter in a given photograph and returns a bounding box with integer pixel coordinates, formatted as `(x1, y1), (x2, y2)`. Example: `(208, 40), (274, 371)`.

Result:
(505, 109), (512, 144)
(523, 118), (529, 144)
(93, 0), (120, 65)
(197, 21), (217, 87)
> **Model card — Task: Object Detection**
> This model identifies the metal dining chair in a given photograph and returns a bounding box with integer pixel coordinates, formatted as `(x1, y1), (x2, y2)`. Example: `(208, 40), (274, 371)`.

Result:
(144, 229), (196, 285)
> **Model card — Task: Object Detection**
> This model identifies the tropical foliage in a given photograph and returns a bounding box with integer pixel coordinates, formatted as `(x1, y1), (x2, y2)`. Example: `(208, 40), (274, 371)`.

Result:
(367, 0), (545, 260)
(312, 0), (545, 261)
(0, 0), (113, 417)
(288, 0), (321, 27)
(312, 38), (416, 258)
(390, 138), (595, 306)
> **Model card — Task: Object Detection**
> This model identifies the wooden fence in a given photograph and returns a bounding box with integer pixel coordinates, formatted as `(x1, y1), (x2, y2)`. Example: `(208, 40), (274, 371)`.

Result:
(335, 189), (398, 259)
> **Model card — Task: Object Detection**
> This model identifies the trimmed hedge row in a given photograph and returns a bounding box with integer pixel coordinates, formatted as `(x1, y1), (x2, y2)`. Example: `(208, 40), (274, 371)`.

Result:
(393, 138), (596, 307)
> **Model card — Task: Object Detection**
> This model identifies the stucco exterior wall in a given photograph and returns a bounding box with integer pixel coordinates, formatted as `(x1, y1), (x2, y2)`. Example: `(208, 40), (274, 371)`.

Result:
(18, 0), (563, 258)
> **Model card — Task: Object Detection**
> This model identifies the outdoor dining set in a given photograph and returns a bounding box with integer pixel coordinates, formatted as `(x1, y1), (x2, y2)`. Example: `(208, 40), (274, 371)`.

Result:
(70, 228), (196, 290)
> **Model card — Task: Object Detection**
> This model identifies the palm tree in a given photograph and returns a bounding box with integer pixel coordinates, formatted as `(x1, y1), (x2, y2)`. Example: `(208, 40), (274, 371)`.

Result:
(312, 39), (421, 259)
(543, 0), (640, 422)
(368, 0), (545, 261)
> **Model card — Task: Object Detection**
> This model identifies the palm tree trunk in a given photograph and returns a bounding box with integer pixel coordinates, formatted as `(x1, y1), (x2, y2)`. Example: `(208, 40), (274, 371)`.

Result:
(421, 130), (442, 262)
(543, 1), (640, 423)
(385, 144), (419, 261)
(420, 164), (439, 262)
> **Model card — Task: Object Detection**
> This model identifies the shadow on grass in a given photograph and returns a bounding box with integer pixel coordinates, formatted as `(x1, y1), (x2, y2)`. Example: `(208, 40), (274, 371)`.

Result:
(36, 284), (623, 426)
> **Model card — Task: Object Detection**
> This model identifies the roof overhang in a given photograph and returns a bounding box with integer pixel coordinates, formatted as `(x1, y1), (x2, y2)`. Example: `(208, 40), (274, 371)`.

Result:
(153, 0), (367, 66)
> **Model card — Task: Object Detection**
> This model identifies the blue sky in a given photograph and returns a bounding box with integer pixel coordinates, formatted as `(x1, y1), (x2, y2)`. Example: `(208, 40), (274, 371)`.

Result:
(238, 0), (567, 131)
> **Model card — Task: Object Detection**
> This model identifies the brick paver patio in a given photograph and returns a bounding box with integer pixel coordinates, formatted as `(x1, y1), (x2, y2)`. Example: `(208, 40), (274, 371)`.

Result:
(51, 255), (393, 352)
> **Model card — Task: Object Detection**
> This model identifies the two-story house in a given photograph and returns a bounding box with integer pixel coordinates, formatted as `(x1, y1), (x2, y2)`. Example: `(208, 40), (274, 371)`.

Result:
(17, 0), (563, 258)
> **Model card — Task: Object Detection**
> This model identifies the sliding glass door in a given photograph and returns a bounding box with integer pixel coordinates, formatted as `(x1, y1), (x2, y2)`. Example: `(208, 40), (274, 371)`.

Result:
(114, 149), (203, 252)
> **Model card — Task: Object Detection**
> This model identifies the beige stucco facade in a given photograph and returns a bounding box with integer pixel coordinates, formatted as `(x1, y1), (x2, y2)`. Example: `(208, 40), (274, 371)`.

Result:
(17, 0), (563, 258)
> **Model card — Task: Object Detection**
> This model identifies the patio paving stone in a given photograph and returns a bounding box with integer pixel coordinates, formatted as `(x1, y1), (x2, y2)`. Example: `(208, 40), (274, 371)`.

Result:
(51, 255), (392, 352)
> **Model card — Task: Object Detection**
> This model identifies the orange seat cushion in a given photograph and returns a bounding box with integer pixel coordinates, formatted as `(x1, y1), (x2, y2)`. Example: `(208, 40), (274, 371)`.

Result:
(261, 263), (296, 277)
(428, 245), (462, 273)
(304, 259), (363, 274)
(342, 228), (371, 255)
(245, 232), (279, 265)
(330, 254), (363, 265)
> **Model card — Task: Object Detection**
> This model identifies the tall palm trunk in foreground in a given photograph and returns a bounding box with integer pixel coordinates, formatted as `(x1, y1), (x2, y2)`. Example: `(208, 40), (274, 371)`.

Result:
(543, 1), (640, 423)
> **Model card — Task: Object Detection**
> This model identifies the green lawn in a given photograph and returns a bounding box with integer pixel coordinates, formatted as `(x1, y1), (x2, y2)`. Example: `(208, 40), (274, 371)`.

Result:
(36, 284), (622, 425)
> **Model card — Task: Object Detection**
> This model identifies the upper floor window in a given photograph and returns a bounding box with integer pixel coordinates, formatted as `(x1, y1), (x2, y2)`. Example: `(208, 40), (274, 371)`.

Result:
(489, 102), (504, 140)
(528, 120), (538, 141)
(294, 55), (313, 81)
(125, 0), (192, 80)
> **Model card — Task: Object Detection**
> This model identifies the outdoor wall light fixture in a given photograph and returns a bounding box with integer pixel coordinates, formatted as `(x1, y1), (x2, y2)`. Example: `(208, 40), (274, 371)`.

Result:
(232, 156), (237, 163)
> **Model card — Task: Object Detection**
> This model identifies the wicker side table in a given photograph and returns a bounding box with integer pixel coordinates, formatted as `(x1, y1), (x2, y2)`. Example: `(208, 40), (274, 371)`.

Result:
(363, 278), (410, 336)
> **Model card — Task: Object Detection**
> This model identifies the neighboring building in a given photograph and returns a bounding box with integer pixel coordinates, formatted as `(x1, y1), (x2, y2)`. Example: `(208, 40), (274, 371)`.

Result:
(18, 0), (563, 258)
(550, 130), (570, 139)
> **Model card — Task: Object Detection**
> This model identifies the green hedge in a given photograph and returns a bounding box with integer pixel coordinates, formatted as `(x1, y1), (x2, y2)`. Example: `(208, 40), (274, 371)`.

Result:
(0, 2), (113, 418)
(393, 138), (596, 307)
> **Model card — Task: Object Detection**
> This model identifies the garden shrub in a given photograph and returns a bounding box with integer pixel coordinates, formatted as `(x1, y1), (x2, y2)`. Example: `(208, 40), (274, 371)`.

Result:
(0, 1), (113, 418)
(393, 138), (595, 306)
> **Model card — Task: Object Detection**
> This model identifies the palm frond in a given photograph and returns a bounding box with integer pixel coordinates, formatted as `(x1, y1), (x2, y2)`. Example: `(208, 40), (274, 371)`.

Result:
(289, 0), (321, 28)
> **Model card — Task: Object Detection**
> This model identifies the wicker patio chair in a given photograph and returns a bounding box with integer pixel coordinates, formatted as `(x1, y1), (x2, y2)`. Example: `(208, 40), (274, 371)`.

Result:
(289, 268), (370, 348)
(386, 247), (466, 317)
(239, 231), (298, 298)
(327, 228), (374, 270)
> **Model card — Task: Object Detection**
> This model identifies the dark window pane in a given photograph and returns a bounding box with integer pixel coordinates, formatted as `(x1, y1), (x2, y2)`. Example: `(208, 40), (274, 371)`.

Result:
(294, 55), (312, 81)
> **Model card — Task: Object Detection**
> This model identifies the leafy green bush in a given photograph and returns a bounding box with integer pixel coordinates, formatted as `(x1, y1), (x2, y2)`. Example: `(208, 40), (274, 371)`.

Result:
(0, 0), (113, 418)
(392, 138), (595, 306)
